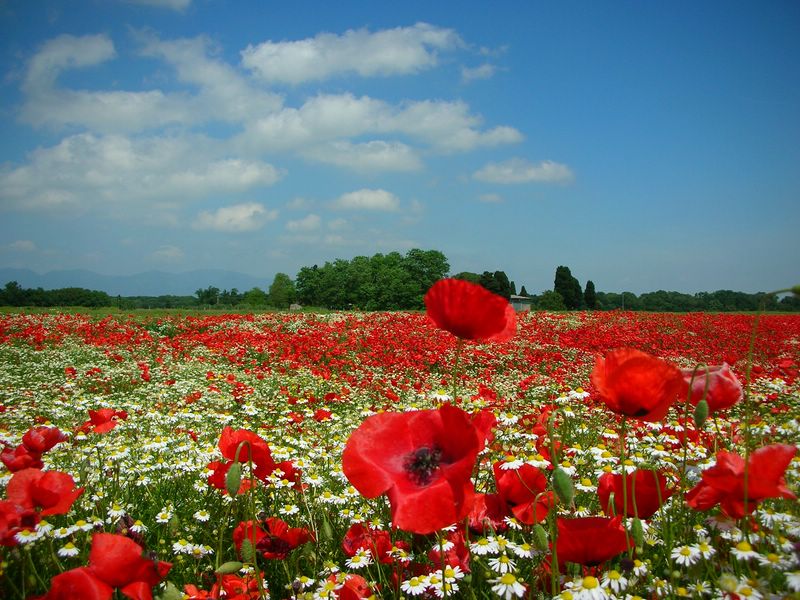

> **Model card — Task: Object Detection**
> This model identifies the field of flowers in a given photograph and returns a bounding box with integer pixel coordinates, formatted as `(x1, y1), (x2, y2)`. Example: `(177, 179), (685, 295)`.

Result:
(1, 283), (799, 599)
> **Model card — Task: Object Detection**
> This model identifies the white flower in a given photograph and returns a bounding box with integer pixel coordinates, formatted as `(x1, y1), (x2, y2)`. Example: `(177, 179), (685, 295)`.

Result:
(401, 575), (428, 596)
(490, 573), (527, 600)
(172, 538), (193, 554)
(345, 549), (372, 570)
(58, 542), (80, 557)
(130, 520), (148, 533)
(565, 576), (610, 600)
(279, 504), (300, 516)
(488, 553), (516, 574)
(730, 541), (759, 561)
(193, 510), (211, 522)
(601, 569), (628, 594)
(498, 456), (524, 470)
(470, 536), (499, 555)
(671, 544), (701, 566)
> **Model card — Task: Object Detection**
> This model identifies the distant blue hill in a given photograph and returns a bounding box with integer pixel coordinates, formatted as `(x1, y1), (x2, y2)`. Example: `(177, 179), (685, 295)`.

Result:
(0, 268), (270, 297)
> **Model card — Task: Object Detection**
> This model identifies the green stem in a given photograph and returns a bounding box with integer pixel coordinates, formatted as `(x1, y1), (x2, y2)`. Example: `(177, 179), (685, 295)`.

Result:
(451, 339), (463, 402)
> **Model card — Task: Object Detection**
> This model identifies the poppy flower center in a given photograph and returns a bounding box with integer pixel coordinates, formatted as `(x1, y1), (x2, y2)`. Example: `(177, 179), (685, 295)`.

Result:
(257, 534), (291, 558)
(404, 446), (443, 486)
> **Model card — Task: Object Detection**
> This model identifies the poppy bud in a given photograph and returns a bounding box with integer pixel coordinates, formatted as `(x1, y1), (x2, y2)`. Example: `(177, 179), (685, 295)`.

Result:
(216, 561), (244, 574)
(552, 467), (574, 505)
(321, 514), (334, 541)
(240, 537), (256, 564)
(630, 517), (644, 549)
(226, 461), (242, 496)
(532, 524), (548, 552)
(693, 399), (709, 429)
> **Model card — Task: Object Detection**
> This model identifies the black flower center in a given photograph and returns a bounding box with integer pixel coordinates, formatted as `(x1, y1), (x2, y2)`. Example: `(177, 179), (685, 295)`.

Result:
(404, 446), (443, 486)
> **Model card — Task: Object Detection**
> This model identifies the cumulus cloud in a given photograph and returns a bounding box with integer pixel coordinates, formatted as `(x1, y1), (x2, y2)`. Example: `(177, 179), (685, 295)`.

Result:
(150, 245), (184, 262)
(241, 23), (463, 84)
(473, 158), (574, 184)
(303, 140), (423, 172)
(0, 133), (282, 213)
(192, 202), (278, 232)
(461, 63), (496, 82)
(124, 0), (192, 10)
(8, 240), (37, 252)
(237, 93), (522, 154)
(286, 214), (321, 232)
(332, 189), (400, 211)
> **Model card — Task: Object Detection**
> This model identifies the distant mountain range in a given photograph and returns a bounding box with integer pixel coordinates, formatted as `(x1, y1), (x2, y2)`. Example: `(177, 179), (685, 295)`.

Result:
(0, 268), (270, 297)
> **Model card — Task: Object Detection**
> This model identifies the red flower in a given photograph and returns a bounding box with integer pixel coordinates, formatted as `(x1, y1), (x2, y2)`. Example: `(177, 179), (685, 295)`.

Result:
(590, 348), (684, 421)
(0, 499), (40, 546)
(1, 444), (43, 472)
(217, 427), (276, 481)
(255, 517), (314, 560)
(6, 468), (83, 516)
(597, 469), (674, 519)
(555, 516), (630, 566)
(686, 444), (797, 518)
(232, 520), (266, 557)
(342, 523), (393, 563)
(424, 278), (516, 342)
(22, 426), (68, 454)
(681, 363), (742, 412)
(80, 409), (128, 434)
(342, 404), (483, 534)
(44, 533), (171, 600)
(493, 462), (553, 524)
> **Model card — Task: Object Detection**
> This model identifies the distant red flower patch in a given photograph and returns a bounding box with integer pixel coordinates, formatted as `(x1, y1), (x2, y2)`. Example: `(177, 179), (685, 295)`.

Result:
(424, 278), (516, 342)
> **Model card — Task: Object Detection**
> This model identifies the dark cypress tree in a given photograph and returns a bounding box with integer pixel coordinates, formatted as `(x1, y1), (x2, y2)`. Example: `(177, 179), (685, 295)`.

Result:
(554, 266), (581, 309)
(584, 280), (597, 309)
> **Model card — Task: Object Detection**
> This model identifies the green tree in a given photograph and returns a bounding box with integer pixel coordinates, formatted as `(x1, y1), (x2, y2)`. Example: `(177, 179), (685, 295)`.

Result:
(453, 272), (481, 284)
(403, 248), (449, 305)
(519, 285), (529, 297)
(295, 266), (322, 306)
(584, 280), (597, 309)
(268, 273), (297, 309)
(538, 290), (567, 311)
(195, 286), (220, 306)
(554, 266), (582, 309)
(242, 287), (269, 307)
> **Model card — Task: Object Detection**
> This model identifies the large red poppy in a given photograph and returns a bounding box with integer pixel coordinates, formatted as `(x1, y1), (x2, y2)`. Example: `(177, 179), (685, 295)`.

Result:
(686, 443), (796, 518)
(554, 516), (630, 566)
(590, 348), (684, 421)
(681, 363), (742, 413)
(0, 499), (39, 546)
(342, 403), (483, 534)
(597, 469), (674, 519)
(6, 468), (83, 516)
(43, 533), (171, 600)
(424, 278), (516, 342)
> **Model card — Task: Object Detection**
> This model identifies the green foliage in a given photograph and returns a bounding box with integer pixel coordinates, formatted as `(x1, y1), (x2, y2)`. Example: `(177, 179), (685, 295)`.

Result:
(294, 249), (449, 310)
(479, 270), (513, 300)
(0, 281), (113, 307)
(537, 290), (567, 311)
(453, 271), (481, 284)
(584, 280), (597, 310)
(553, 266), (583, 309)
(195, 286), (220, 306)
(268, 273), (297, 309)
(241, 287), (269, 307)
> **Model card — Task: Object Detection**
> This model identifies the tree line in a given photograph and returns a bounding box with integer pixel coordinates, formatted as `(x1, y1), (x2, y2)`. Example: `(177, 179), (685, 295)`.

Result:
(1, 254), (797, 312)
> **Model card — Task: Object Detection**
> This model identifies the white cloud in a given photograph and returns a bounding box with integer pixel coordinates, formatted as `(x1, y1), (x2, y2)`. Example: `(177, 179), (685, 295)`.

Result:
(461, 63), (496, 82)
(332, 189), (400, 211)
(473, 158), (574, 184)
(124, 0), (192, 10)
(23, 34), (116, 93)
(8, 240), (37, 252)
(150, 245), (184, 262)
(303, 140), (422, 172)
(237, 93), (522, 154)
(327, 218), (348, 231)
(479, 193), (503, 203)
(0, 133), (282, 213)
(286, 214), (321, 232)
(193, 202), (278, 232)
(241, 23), (462, 84)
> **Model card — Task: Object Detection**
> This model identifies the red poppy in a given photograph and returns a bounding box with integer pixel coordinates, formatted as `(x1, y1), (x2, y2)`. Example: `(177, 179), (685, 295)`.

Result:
(255, 517), (314, 560)
(1, 444), (43, 472)
(493, 462), (553, 524)
(597, 469), (674, 519)
(232, 519), (267, 557)
(80, 409), (128, 434)
(0, 499), (40, 546)
(22, 426), (68, 454)
(342, 404), (483, 534)
(681, 363), (742, 412)
(342, 523), (393, 563)
(334, 574), (373, 600)
(590, 348), (684, 421)
(468, 492), (508, 533)
(217, 427), (276, 480)
(686, 443), (797, 518)
(554, 516), (630, 566)
(44, 533), (171, 600)
(424, 278), (516, 342)
(6, 468), (83, 516)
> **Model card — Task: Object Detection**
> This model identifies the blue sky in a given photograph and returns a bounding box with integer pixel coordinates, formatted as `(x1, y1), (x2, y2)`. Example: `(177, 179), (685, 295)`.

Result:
(1, 0), (798, 295)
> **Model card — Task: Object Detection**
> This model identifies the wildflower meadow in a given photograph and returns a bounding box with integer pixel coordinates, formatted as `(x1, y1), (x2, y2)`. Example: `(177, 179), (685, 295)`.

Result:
(1, 279), (799, 600)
